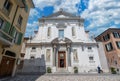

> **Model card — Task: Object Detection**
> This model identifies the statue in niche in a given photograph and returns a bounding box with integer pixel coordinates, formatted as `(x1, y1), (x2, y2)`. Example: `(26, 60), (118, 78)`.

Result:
(46, 49), (51, 62)
(73, 49), (78, 61)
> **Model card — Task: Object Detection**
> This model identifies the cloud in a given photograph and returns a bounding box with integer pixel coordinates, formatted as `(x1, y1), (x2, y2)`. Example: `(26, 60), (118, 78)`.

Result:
(25, 21), (39, 37)
(33, 0), (60, 10)
(33, 0), (80, 13)
(54, 0), (80, 13)
(81, 0), (120, 35)
(29, 9), (40, 18)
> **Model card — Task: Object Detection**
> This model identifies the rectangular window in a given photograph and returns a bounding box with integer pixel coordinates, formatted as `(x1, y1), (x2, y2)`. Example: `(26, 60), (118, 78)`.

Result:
(47, 27), (51, 37)
(89, 56), (94, 61)
(87, 46), (93, 52)
(59, 30), (64, 39)
(18, 15), (23, 26)
(116, 41), (120, 49)
(72, 27), (75, 36)
(17, 32), (23, 45)
(88, 46), (92, 50)
(113, 32), (120, 38)
(0, 18), (4, 29)
(30, 55), (35, 61)
(105, 42), (113, 51)
(31, 47), (36, 52)
(4, 0), (12, 12)
(14, 31), (18, 43)
(103, 34), (110, 41)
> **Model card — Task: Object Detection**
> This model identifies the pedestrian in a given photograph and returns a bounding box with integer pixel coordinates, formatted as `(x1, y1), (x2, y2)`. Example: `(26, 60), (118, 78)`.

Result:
(97, 66), (101, 74)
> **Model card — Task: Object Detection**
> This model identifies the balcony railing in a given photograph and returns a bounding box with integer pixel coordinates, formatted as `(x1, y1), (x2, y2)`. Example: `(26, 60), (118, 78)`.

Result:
(0, 29), (13, 46)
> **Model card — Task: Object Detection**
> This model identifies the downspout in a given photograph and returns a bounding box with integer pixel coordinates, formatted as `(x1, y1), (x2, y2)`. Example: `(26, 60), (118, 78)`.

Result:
(9, 5), (19, 34)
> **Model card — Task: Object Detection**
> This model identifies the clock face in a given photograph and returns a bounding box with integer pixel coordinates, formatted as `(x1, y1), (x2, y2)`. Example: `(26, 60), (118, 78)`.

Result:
(60, 53), (64, 59)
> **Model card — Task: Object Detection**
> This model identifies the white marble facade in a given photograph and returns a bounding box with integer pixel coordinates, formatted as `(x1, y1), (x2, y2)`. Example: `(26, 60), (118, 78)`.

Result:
(22, 10), (107, 73)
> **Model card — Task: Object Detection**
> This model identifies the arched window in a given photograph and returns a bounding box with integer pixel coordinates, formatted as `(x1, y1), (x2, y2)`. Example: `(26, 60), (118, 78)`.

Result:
(47, 27), (51, 37)
(72, 27), (75, 36)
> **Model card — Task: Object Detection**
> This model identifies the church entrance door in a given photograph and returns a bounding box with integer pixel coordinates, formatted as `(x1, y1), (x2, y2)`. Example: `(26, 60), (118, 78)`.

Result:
(58, 51), (66, 68)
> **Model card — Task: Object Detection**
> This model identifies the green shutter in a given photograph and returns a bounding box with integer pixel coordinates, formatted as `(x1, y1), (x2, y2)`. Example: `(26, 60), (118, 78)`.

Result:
(25, 4), (28, 12)
(22, 0), (28, 12)
(10, 26), (16, 37)
(3, 21), (11, 33)
(17, 32), (23, 45)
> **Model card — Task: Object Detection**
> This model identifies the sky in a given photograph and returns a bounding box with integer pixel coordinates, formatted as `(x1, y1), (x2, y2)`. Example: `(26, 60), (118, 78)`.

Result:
(25, 0), (120, 37)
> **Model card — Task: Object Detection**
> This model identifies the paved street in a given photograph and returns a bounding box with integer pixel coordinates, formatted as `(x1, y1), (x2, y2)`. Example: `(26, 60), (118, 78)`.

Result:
(1, 74), (120, 81)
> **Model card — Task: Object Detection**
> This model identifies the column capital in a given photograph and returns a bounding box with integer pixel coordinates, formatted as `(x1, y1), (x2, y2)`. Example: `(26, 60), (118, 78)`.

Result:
(53, 45), (57, 48)
(67, 44), (70, 48)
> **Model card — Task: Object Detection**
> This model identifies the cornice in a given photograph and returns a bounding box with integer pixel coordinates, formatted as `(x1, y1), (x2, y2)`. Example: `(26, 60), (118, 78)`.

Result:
(39, 17), (84, 22)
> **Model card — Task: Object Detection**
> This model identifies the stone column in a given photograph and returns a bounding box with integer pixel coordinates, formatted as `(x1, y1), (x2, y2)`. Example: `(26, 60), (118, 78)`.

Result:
(67, 45), (71, 66)
(53, 45), (56, 66)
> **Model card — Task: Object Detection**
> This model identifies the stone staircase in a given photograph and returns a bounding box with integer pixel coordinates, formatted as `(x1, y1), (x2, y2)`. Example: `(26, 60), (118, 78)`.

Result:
(54, 68), (71, 74)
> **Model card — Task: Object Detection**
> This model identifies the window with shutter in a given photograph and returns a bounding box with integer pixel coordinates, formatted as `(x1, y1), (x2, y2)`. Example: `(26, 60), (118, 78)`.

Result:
(10, 26), (16, 37)
(13, 31), (18, 43)
(0, 18), (4, 29)
(22, 0), (28, 12)
(17, 32), (23, 45)
(25, 5), (28, 12)
(2, 21), (11, 33)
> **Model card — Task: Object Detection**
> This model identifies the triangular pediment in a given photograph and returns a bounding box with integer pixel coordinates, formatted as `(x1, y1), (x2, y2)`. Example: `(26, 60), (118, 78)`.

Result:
(56, 15), (69, 18)
(43, 9), (77, 18)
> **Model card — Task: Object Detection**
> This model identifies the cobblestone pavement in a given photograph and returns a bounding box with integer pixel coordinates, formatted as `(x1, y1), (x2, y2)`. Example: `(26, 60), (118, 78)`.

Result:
(1, 74), (120, 81)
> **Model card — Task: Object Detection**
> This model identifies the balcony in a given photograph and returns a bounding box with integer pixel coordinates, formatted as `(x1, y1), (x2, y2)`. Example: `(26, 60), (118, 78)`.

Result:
(14, 0), (25, 8)
(0, 29), (13, 46)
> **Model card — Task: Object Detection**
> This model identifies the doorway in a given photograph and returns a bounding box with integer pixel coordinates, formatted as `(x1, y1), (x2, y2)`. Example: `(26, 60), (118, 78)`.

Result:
(58, 51), (66, 68)
(0, 56), (15, 77)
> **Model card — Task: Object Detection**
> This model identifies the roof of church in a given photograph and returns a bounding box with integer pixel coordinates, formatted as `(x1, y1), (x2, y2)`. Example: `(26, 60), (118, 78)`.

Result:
(39, 9), (84, 21)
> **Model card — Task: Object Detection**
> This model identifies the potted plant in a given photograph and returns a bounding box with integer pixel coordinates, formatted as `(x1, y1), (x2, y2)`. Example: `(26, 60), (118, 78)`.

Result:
(110, 67), (116, 74)
(74, 67), (78, 73)
(47, 67), (52, 73)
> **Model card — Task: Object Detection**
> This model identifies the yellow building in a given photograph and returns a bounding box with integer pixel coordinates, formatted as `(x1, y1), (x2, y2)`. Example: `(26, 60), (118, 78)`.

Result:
(0, 0), (34, 77)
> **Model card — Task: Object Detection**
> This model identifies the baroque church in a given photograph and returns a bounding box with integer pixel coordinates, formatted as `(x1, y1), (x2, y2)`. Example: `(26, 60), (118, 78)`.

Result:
(19, 9), (109, 73)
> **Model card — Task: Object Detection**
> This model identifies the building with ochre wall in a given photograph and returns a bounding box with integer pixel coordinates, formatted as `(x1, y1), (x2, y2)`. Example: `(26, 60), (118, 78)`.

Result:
(0, 0), (34, 77)
(95, 28), (120, 72)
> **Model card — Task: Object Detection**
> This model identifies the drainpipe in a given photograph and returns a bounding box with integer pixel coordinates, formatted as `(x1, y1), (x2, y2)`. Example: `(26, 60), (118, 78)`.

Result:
(11, 5), (19, 77)
(9, 5), (19, 35)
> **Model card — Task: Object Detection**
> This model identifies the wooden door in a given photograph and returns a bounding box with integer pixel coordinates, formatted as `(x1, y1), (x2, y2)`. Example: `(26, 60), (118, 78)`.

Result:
(58, 51), (66, 68)
(0, 56), (15, 77)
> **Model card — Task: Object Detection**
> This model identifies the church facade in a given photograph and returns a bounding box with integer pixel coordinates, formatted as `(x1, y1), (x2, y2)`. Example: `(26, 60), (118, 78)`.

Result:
(20, 10), (109, 73)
